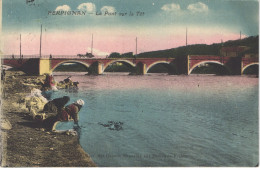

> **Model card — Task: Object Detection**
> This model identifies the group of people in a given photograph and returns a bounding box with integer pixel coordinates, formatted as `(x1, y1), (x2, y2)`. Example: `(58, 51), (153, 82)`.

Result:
(58, 76), (79, 90)
(41, 74), (58, 91)
(42, 96), (85, 131)
(36, 74), (84, 131)
(41, 74), (79, 91)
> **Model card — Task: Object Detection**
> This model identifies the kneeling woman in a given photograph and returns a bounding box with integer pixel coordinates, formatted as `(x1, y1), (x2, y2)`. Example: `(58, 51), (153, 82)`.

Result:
(43, 99), (84, 131)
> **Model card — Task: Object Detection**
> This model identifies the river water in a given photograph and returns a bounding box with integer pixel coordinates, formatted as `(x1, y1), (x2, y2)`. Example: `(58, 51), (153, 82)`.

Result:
(51, 72), (258, 167)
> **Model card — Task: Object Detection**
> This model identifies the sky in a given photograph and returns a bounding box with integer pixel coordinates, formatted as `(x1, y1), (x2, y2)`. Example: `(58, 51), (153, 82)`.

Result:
(1, 0), (259, 56)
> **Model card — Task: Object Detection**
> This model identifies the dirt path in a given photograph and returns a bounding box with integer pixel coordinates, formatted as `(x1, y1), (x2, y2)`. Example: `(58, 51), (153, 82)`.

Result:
(1, 70), (96, 167)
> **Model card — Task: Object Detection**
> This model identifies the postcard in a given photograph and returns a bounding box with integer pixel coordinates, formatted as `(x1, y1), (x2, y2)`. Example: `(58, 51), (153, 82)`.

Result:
(0, 0), (259, 167)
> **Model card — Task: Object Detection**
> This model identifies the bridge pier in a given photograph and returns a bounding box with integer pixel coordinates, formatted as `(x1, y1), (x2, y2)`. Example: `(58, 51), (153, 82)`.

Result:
(173, 56), (188, 75)
(224, 57), (242, 75)
(87, 61), (104, 75)
(131, 62), (147, 75)
(39, 59), (51, 75)
(98, 62), (104, 74)
(142, 64), (147, 75)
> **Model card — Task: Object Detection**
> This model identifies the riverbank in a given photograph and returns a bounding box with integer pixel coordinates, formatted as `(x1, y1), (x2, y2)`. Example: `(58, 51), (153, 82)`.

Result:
(1, 70), (96, 167)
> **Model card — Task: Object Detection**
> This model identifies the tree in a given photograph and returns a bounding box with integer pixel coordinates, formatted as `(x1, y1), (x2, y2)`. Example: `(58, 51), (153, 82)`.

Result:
(108, 52), (121, 58)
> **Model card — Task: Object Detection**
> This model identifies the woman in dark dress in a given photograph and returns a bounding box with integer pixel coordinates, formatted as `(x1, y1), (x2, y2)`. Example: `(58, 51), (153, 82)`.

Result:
(42, 99), (85, 131)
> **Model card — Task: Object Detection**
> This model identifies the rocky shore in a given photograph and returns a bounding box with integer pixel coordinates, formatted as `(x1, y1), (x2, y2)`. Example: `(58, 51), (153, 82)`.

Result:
(1, 70), (96, 167)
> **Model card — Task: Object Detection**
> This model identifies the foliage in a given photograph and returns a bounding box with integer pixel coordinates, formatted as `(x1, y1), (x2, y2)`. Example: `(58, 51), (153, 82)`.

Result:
(108, 36), (258, 59)
(108, 52), (121, 58)
(108, 52), (135, 58)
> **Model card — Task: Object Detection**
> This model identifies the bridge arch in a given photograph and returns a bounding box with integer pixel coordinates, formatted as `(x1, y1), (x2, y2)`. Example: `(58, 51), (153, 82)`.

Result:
(189, 61), (229, 75)
(146, 61), (171, 73)
(103, 59), (136, 72)
(242, 63), (259, 74)
(50, 60), (90, 73)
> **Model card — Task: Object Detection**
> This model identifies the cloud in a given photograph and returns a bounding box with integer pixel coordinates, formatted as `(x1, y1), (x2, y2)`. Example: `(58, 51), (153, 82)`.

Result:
(161, 3), (181, 12)
(187, 2), (209, 13)
(100, 6), (116, 13)
(55, 5), (71, 11)
(77, 3), (96, 13)
(87, 47), (109, 57)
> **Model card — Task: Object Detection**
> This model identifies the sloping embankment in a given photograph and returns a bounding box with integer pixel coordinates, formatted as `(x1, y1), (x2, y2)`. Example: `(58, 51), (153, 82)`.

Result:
(1, 71), (96, 167)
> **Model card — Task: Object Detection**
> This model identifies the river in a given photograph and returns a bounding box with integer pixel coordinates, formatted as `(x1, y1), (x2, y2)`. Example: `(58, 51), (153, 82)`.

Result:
(51, 72), (258, 167)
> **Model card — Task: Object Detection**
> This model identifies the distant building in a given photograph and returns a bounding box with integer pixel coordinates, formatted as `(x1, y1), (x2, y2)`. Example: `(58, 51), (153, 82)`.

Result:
(220, 46), (250, 57)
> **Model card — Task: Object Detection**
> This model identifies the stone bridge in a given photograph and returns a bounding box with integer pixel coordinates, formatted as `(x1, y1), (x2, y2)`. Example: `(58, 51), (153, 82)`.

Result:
(2, 55), (258, 75)
(188, 55), (258, 75)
